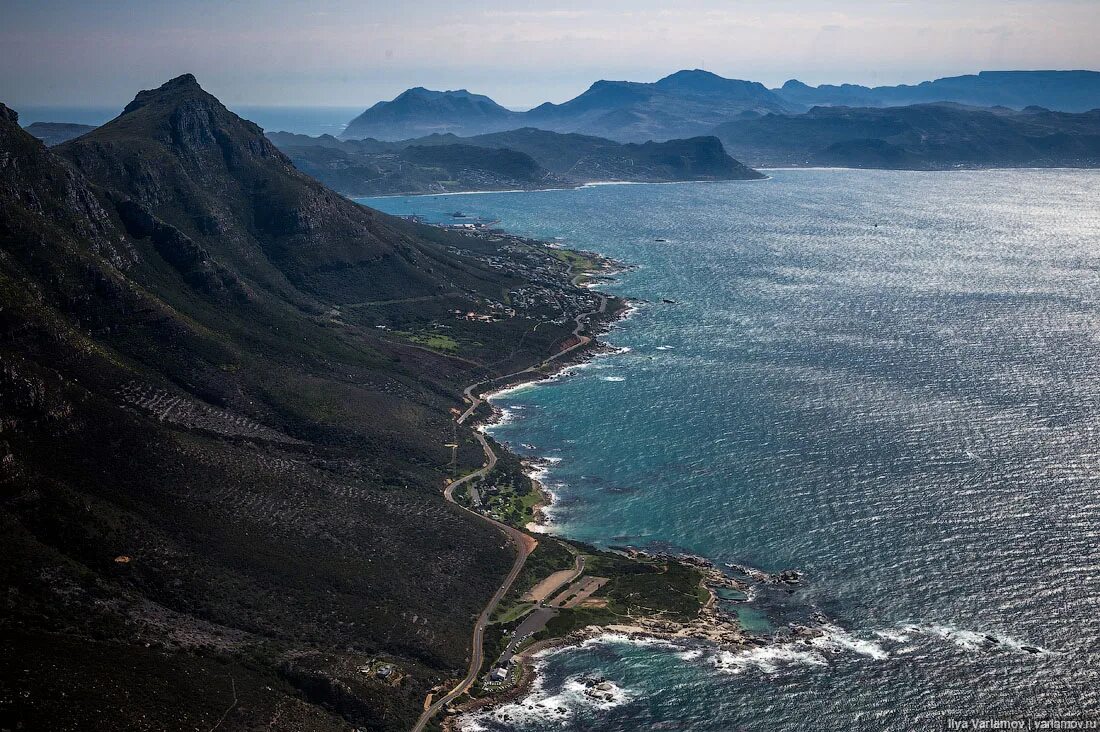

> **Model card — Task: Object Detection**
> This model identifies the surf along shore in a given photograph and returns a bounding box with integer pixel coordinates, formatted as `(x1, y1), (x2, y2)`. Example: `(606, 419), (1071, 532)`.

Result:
(407, 226), (827, 732)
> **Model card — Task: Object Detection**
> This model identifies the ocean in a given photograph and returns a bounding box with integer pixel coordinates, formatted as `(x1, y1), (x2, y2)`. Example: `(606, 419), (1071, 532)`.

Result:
(359, 170), (1100, 730)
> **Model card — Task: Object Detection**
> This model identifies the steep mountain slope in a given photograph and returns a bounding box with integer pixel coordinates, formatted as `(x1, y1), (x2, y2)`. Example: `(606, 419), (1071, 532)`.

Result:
(713, 103), (1100, 169)
(773, 70), (1100, 112)
(341, 70), (798, 142)
(342, 87), (519, 140)
(0, 77), (598, 730)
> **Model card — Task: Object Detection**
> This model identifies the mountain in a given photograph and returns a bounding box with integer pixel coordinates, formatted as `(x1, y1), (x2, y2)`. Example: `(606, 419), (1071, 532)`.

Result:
(341, 86), (518, 140)
(712, 103), (1100, 169)
(456, 128), (764, 181)
(23, 121), (97, 146)
(773, 70), (1100, 112)
(271, 126), (762, 196)
(272, 135), (555, 196)
(522, 70), (797, 141)
(0, 76), (602, 730)
(341, 70), (799, 143)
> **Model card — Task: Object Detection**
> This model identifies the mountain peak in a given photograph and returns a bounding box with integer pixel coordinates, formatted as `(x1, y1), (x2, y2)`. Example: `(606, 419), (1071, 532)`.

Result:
(67, 74), (283, 176)
(122, 73), (208, 115)
(0, 103), (18, 124)
(658, 69), (723, 83)
(653, 69), (767, 96)
(781, 79), (813, 91)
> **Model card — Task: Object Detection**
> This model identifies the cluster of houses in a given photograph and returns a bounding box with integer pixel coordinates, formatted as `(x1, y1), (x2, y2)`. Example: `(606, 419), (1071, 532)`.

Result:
(438, 236), (601, 326)
(452, 309), (502, 323)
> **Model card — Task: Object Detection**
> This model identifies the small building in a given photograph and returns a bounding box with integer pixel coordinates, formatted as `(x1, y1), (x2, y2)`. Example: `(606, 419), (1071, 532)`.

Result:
(490, 667), (508, 682)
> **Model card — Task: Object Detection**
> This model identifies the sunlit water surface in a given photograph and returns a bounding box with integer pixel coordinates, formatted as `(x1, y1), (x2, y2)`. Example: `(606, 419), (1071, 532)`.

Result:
(361, 170), (1100, 730)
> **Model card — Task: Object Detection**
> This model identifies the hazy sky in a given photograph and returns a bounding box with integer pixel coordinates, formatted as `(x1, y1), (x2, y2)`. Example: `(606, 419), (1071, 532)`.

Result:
(4, 0), (1099, 110)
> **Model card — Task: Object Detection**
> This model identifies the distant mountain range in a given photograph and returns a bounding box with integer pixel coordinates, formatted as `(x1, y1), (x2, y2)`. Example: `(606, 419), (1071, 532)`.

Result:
(341, 69), (1100, 144)
(268, 127), (763, 196)
(27, 69), (1100, 185)
(772, 70), (1100, 113)
(343, 86), (516, 140)
(714, 103), (1100, 169)
(342, 70), (798, 142)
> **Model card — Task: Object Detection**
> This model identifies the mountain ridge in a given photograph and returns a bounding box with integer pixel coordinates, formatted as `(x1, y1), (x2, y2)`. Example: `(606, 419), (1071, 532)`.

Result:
(712, 102), (1100, 168)
(772, 70), (1100, 112)
(1, 76), (608, 730)
(343, 69), (799, 142)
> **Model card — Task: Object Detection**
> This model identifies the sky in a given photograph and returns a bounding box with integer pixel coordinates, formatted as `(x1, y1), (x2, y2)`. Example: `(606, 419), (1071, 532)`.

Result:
(3, 0), (1100, 111)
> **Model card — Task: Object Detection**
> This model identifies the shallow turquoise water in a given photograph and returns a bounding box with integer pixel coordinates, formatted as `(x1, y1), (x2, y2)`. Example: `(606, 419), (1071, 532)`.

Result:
(360, 171), (1100, 730)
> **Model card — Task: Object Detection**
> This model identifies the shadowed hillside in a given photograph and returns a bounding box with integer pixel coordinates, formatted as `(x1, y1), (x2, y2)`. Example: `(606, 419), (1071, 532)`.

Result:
(0, 76), (607, 730)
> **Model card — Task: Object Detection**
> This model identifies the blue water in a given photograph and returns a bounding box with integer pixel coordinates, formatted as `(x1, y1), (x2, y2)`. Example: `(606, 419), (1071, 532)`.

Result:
(16, 105), (360, 137)
(361, 171), (1100, 730)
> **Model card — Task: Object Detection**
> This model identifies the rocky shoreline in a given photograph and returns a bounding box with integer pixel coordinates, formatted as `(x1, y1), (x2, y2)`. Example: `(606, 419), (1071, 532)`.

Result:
(444, 549), (829, 729)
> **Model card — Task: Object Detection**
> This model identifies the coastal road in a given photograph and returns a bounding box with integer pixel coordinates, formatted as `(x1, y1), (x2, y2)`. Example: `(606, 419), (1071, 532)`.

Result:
(413, 279), (612, 731)
(412, 431), (536, 732)
(457, 292), (608, 425)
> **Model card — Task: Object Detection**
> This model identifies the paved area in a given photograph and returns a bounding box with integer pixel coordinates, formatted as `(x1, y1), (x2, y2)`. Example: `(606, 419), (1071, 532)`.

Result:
(547, 576), (610, 608)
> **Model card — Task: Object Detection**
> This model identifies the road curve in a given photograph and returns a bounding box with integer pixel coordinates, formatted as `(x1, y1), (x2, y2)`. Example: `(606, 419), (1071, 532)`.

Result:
(457, 292), (607, 426)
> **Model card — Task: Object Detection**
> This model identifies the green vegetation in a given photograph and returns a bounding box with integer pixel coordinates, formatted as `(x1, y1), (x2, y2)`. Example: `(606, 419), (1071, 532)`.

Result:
(541, 606), (621, 638)
(392, 327), (461, 352)
(549, 247), (601, 274)
(585, 551), (707, 620)
(530, 543), (708, 642)
(464, 447), (541, 527)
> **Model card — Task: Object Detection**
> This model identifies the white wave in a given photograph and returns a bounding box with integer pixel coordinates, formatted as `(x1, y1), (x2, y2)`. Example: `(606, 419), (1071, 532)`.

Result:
(459, 669), (632, 730)
(484, 380), (539, 403)
(898, 624), (1052, 656)
(872, 629), (912, 643)
(710, 644), (828, 675)
(573, 632), (684, 652)
(655, 345), (675, 350)
(601, 376), (626, 382)
(811, 624), (889, 660)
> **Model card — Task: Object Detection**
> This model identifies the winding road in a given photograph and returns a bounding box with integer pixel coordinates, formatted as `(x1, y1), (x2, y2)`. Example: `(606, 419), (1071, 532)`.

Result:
(411, 430), (536, 732)
(411, 287), (611, 731)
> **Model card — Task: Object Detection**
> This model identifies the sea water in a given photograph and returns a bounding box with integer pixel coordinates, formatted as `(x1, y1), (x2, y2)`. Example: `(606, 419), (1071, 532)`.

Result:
(360, 170), (1100, 730)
